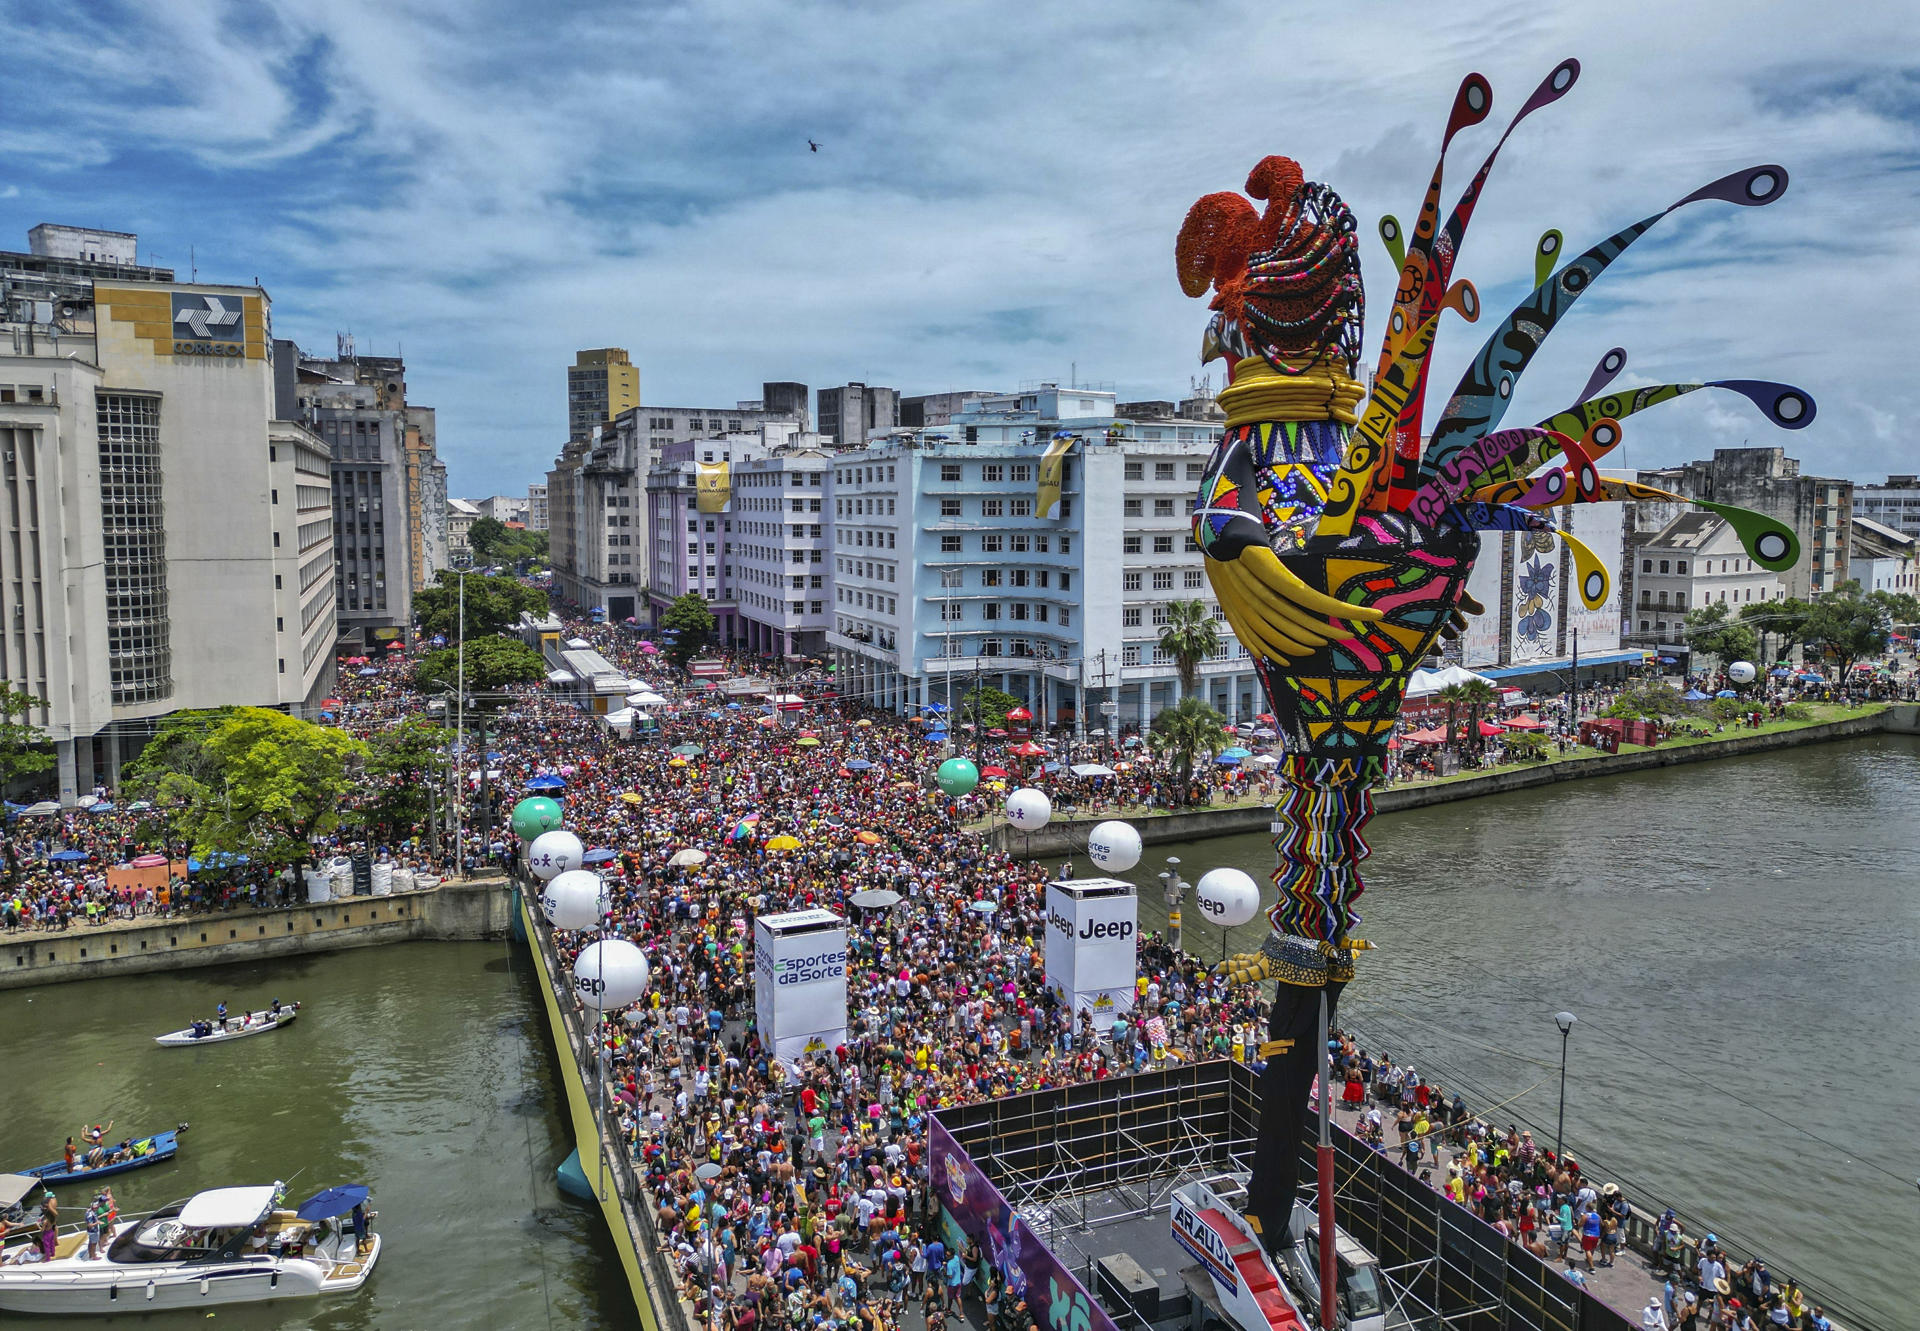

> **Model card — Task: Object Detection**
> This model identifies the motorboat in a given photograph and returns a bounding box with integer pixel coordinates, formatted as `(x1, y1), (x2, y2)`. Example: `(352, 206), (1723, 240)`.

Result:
(15, 1125), (188, 1187)
(0, 1182), (381, 1315)
(155, 1003), (299, 1047)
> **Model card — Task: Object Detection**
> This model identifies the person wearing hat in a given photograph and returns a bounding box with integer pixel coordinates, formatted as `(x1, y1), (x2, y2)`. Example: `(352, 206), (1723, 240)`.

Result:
(1642, 1295), (1671, 1330)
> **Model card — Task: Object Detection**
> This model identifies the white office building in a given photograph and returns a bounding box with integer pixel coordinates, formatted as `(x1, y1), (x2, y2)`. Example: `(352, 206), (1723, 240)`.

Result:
(0, 226), (334, 798)
(734, 448), (833, 658)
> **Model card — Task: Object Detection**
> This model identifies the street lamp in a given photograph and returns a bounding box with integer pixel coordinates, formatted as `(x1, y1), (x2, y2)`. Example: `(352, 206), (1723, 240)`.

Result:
(1553, 1011), (1576, 1165)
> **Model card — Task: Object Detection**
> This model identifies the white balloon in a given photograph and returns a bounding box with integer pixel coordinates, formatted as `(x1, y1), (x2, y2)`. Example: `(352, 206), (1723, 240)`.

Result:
(527, 830), (585, 882)
(542, 869), (610, 931)
(572, 938), (650, 1011)
(1727, 660), (1757, 686)
(1195, 867), (1262, 927)
(1005, 787), (1052, 830)
(1087, 820), (1143, 872)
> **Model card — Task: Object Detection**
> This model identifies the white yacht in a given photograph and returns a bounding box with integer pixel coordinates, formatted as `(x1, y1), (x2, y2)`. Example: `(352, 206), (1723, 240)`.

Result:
(0, 1182), (380, 1315)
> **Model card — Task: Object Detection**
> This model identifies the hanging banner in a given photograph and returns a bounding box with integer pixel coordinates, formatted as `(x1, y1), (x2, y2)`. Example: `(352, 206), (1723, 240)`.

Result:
(1035, 433), (1074, 519)
(753, 908), (847, 1066)
(930, 1118), (1120, 1331)
(696, 460), (732, 513)
(1043, 878), (1137, 1031)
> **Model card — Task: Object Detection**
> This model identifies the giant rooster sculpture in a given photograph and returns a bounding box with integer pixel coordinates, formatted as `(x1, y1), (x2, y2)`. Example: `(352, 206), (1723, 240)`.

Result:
(1180, 60), (1815, 1250)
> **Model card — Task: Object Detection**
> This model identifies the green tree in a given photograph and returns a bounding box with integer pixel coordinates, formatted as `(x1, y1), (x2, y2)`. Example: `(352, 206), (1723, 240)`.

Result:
(356, 718), (451, 843)
(413, 636), (548, 693)
(125, 708), (234, 864)
(1157, 599), (1222, 694)
(1684, 602), (1759, 668)
(466, 516), (509, 558)
(1603, 682), (1696, 721)
(1740, 598), (1812, 664)
(1148, 696), (1230, 806)
(1868, 589), (1920, 634)
(960, 685), (1023, 732)
(0, 686), (55, 879)
(1437, 682), (1467, 748)
(414, 571), (546, 642)
(1803, 581), (1890, 681)
(130, 708), (367, 871)
(1456, 678), (1498, 756)
(661, 593), (718, 667)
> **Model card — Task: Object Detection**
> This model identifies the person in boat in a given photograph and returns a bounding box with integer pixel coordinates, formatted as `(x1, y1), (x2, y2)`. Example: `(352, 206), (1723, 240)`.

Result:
(351, 1200), (372, 1256)
(216, 1001), (229, 1029)
(62, 1137), (76, 1171)
(270, 997), (283, 1017)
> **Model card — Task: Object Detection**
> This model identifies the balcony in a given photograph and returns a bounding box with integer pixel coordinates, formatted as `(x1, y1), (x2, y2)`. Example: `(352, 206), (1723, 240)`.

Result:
(826, 630), (898, 668)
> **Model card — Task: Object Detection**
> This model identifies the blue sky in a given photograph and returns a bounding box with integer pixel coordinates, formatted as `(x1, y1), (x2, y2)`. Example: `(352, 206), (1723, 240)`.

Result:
(3, 1), (1915, 498)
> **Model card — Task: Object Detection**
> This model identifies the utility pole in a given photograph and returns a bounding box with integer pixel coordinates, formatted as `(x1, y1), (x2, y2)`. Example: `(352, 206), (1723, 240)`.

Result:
(1569, 626), (1581, 731)
(453, 568), (466, 879)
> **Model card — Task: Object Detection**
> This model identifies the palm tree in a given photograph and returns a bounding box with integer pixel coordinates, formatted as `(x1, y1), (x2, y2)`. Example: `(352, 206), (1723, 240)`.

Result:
(1437, 682), (1467, 748)
(1149, 695), (1230, 806)
(1457, 678), (1499, 756)
(1158, 599), (1223, 696)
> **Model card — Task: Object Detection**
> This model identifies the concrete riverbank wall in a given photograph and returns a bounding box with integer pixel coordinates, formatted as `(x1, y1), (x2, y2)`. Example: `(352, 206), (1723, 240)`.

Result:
(0, 873), (515, 991)
(991, 706), (1913, 857)
(518, 886), (681, 1331)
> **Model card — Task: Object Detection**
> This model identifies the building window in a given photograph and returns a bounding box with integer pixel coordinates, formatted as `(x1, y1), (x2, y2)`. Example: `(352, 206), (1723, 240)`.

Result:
(1151, 604), (1170, 626)
(1124, 499), (1142, 517)
(981, 534), (1003, 553)
(1658, 560), (1670, 573)
(1010, 499), (1032, 517)
(982, 464), (1004, 482)
(1122, 644), (1141, 666)
(983, 603), (1001, 621)
(941, 463), (962, 482)
(1153, 498), (1175, 517)
(940, 534), (962, 552)
(982, 569), (1002, 587)
(1011, 464), (1031, 482)
(940, 498), (962, 517)
(1185, 569), (1204, 588)
(1125, 462), (1143, 481)
(1123, 608), (1141, 627)
(1153, 535), (1174, 554)
(1124, 536), (1142, 554)
(97, 393), (171, 705)
(1155, 462), (1175, 480)
(981, 499), (1004, 517)
(1676, 560), (1688, 574)
(1124, 572), (1142, 591)
(1186, 463), (1203, 480)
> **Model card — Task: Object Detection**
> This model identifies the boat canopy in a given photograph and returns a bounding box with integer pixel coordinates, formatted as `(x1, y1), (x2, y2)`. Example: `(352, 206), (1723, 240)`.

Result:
(293, 1185), (369, 1221)
(0, 1173), (39, 1209)
(179, 1185), (277, 1229)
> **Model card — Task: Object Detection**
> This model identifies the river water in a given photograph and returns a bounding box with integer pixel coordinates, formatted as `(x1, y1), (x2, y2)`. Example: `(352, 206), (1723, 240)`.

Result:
(0, 939), (634, 1329)
(1091, 735), (1919, 1329)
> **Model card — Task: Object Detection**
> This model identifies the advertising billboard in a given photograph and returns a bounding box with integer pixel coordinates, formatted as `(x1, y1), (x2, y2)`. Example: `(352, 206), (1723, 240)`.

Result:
(753, 908), (848, 1066)
(1043, 878), (1137, 1032)
(930, 1118), (1120, 1331)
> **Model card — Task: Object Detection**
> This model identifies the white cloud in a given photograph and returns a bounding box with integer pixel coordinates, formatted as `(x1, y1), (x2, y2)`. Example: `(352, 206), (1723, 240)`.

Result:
(0, 0), (1914, 495)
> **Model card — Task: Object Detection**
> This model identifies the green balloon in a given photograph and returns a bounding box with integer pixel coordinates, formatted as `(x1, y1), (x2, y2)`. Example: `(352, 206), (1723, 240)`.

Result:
(511, 796), (564, 841)
(935, 757), (980, 797)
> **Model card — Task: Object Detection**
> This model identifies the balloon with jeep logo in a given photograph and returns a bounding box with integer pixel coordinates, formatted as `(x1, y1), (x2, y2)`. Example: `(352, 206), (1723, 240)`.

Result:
(1195, 867), (1261, 928)
(572, 938), (649, 1011)
(1086, 820), (1143, 872)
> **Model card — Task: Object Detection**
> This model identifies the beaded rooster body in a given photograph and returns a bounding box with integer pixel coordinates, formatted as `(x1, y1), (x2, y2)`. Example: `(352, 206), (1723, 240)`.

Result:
(1179, 59), (1816, 1249)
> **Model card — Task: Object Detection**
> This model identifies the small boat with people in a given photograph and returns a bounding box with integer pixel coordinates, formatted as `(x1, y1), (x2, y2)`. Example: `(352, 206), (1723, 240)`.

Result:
(154, 999), (299, 1047)
(15, 1124), (189, 1188)
(0, 1181), (381, 1314)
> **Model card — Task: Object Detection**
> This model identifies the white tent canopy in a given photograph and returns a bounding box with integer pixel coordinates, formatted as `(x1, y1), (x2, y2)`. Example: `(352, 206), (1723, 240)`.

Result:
(547, 670), (577, 685)
(1405, 665), (1496, 697)
(1069, 763), (1116, 778)
(628, 691), (667, 707)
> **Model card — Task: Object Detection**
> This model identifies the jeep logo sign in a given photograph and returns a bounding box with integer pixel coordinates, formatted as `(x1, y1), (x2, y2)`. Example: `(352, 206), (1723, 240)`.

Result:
(1078, 918), (1132, 941)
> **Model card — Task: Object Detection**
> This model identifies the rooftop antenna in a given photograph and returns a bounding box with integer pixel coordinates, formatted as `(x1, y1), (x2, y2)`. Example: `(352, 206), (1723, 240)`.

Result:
(189, 245), (196, 283)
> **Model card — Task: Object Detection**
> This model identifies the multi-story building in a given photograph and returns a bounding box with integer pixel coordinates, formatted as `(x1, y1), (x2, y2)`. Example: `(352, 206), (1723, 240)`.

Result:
(0, 225), (334, 798)
(826, 386), (1264, 731)
(447, 497), (479, 561)
(1852, 476), (1920, 542)
(475, 494), (529, 523)
(567, 347), (639, 444)
(734, 448), (833, 658)
(526, 482), (549, 532)
(1625, 513), (1785, 659)
(1850, 516), (1918, 595)
(644, 436), (782, 642)
(547, 388), (805, 619)
(817, 382), (898, 448)
(1634, 447), (1851, 602)
(290, 343), (444, 651)
(899, 390), (998, 429)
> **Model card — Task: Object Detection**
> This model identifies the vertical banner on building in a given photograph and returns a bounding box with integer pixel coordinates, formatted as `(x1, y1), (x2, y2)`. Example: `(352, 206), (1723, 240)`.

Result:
(753, 908), (848, 1066)
(696, 460), (732, 513)
(1044, 878), (1137, 1031)
(1035, 433), (1074, 519)
(930, 1117), (1120, 1331)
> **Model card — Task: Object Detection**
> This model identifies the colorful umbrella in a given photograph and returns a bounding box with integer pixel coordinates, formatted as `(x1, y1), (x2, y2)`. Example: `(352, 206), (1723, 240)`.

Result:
(765, 835), (803, 852)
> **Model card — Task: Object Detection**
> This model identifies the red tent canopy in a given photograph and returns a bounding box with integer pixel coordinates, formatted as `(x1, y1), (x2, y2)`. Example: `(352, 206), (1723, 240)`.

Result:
(1477, 720), (1505, 736)
(1006, 706), (1033, 722)
(1502, 716), (1547, 731)
(1009, 741), (1047, 757)
(1402, 726), (1448, 744)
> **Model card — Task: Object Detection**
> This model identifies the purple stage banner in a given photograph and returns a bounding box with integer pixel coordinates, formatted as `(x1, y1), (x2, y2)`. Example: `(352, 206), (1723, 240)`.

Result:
(929, 1117), (1119, 1331)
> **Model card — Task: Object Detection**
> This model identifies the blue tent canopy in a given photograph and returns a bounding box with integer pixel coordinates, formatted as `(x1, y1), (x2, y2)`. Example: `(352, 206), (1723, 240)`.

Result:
(1715, 689), (1739, 699)
(1681, 689), (1710, 701)
(582, 848), (617, 865)
(1041, 761), (1061, 773)
(188, 852), (250, 873)
(923, 731), (948, 743)
(1215, 753), (1243, 765)
(293, 1185), (369, 1222)
(845, 759), (874, 771)
(922, 703), (949, 714)
(86, 801), (115, 814)
(525, 775), (566, 792)
(1220, 746), (1252, 758)
(358, 667), (380, 677)
(48, 849), (88, 863)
